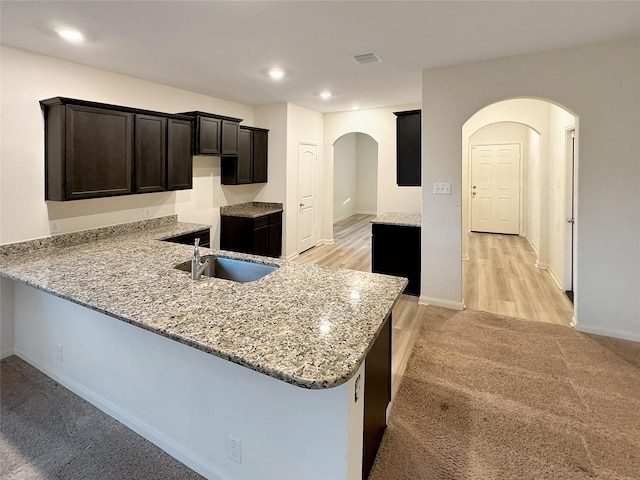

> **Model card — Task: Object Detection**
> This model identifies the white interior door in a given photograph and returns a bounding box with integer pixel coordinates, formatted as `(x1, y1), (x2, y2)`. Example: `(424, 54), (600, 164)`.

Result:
(471, 144), (521, 234)
(298, 142), (318, 253)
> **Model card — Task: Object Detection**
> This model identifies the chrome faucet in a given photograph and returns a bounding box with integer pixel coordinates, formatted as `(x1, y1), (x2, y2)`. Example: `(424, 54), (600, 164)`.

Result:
(190, 238), (210, 281)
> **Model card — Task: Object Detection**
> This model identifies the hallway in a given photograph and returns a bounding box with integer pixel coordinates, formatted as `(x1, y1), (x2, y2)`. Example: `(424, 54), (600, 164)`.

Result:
(464, 232), (574, 326)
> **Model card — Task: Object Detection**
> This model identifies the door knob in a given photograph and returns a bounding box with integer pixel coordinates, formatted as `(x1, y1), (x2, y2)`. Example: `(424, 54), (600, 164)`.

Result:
(567, 218), (575, 224)
(300, 203), (305, 207)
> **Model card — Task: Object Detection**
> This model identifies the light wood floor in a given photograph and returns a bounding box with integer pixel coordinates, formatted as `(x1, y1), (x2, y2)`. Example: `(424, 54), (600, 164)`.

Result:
(295, 214), (575, 398)
(464, 232), (574, 326)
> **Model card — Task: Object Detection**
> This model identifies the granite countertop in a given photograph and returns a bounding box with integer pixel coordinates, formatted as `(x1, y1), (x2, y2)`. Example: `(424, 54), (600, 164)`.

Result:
(372, 212), (422, 227)
(220, 202), (283, 218)
(0, 216), (406, 390)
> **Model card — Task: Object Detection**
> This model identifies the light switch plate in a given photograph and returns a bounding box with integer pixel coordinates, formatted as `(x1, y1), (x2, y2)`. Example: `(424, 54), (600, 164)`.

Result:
(433, 183), (451, 195)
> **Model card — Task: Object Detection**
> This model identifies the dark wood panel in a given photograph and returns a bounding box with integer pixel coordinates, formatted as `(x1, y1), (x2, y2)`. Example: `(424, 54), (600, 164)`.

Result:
(197, 116), (221, 155)
(237, 127), (253, 184)
(372, 223), (421, 295)
(65, 105), (132, 199)
(221, 120), (239, 155)
(167, 118), (193, 190)
(135, 114), (167, 193)
(253, 129), (268, 183)
(395, 110), (421, 187)
(362, 314), (392, 479)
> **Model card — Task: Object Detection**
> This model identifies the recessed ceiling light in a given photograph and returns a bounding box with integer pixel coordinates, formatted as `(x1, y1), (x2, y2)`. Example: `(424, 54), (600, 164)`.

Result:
(320, 91), (332, 99)
(352, 106), (360, 111)
(269, 68), (285, 80)
(58, 30), (84, 44)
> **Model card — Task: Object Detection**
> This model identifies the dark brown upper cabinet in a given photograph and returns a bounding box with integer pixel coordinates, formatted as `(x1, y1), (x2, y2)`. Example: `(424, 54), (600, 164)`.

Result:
(221, 126), (269, 185)
(167, 118), (193, 190)
(135, 114), (166, 193)
(41, 97), (193, 201)
(43, 101), (133, 201)
(394, 109), (421, 187)
(180, 111), (242, 156)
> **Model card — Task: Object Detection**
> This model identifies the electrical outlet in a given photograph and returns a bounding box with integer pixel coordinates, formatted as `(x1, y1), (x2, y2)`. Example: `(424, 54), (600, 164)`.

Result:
(143, 208), (151, 219)
(56, 344), (64, 362)
(51, 220), (60, 233)
(226, 434), (241, 464)
(433, 183), (451, 195)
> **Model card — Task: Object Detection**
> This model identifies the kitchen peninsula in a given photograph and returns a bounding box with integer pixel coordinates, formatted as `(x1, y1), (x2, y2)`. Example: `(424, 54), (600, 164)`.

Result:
(0, 215), (406, 480)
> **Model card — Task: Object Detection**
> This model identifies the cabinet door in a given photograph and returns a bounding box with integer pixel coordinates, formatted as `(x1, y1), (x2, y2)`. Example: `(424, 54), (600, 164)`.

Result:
(372, 224), (421, 295)
(252, 129), (268, 183)
(237, 128), (253, 184)
(268, 221), (282, 257)
(396, 110), (421, 186)
(221, 120), (239, 155)
(196, 116), (221, 155)
(167, 118), (193, 190)
(134, 114), (167, 193)
(252, 225), (269, 256)
(65, 105), (132, 199)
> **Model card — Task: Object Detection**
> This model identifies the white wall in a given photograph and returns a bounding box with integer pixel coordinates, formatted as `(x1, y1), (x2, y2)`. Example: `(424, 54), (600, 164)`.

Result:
(356, 134), (378, 215)
(422, 37), (640, 341)
(527, 128), (542, 251)
(0, 46), (255, 246)
(333, 134), (358, 222)
(332, 133), (378, 223)
(323, 105), (421, 242)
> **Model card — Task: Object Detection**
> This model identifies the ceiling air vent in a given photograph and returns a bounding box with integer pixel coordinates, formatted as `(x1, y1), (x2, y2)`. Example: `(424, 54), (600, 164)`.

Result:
(353, 52), (381, 64)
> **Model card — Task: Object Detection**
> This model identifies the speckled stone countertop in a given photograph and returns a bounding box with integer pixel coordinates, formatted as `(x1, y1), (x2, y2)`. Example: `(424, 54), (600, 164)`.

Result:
(371, 212), (422, 227)
(0, 216), (406, 389)
(220, 202), (283, 218)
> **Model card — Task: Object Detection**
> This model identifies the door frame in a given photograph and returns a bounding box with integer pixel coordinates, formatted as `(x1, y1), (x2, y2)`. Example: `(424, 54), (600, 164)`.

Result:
(297, 141), (319, 254)
(468, 141), (524, 236)
(564, 126), (577, 304)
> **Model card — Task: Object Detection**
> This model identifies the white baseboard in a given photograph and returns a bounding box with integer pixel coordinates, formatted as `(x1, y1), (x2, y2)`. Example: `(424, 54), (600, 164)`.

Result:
(535, 262), (549, 270)
(418, 296), (464, 311)
(574, 324), (640, 343)
(14, 348), (223, 480)
(356, 210), (377, 216)
(546, 267), (563, 290)
(318, 238), (335, 246)
(285, 252), (299, 261)
(1, 347), (15, 359)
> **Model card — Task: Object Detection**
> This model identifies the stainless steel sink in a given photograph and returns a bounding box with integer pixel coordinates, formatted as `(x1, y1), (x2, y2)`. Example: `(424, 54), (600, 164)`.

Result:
(175, 255), (278, 283)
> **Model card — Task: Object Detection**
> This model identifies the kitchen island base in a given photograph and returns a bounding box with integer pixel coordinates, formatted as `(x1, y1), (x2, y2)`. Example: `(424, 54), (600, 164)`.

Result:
(11, 283), (368, 480)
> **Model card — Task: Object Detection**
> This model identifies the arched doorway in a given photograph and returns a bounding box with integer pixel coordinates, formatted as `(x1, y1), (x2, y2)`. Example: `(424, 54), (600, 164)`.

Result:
(462, 98), (577, 324)
(332, 132), (378, 225)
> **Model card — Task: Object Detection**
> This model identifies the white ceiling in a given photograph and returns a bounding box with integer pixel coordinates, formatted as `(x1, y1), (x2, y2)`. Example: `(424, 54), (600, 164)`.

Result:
(1, 1), (639, 113)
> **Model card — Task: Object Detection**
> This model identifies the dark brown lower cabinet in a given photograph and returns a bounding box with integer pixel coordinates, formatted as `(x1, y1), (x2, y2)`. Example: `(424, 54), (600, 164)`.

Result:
(362, 313), (392, 479)
(220, 212), (282, 257)
(161, 228), (210, 248)
(372, 223), (421, 296)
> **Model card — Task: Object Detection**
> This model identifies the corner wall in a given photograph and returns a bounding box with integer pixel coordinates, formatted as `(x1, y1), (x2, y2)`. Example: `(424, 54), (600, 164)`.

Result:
(422, 37), (640, 340)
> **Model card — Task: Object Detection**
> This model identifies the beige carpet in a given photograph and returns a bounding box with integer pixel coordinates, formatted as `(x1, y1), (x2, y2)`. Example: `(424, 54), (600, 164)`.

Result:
(369, 307), (640, 480)
(0, 356), (204, 480)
